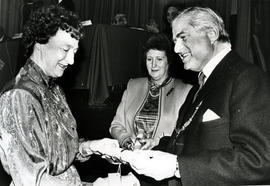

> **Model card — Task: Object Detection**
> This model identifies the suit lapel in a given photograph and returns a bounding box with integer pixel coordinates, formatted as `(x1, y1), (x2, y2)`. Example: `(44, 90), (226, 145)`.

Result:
(176, 84), (200, 126)
(193, 51), (236, 105)
(167, 84), (198, 153)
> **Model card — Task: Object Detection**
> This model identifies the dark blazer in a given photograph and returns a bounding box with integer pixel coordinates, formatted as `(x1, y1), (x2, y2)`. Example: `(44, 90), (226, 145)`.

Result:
(168, 51), (270, 186)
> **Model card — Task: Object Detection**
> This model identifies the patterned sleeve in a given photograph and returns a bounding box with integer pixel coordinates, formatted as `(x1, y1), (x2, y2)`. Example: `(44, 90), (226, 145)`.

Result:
(0, 89), (80, 186)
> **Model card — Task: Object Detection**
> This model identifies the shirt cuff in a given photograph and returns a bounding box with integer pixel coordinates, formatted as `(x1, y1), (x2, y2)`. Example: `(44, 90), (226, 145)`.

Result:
(175, 157), (180, 178)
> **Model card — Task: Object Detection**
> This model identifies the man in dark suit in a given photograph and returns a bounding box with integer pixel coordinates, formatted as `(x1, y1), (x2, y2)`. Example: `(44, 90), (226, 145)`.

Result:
(119, 6), (270, 186)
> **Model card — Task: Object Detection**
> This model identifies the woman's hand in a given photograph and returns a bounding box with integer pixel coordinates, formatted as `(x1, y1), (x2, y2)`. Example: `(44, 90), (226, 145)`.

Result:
(79, 141), (94, 157)
(136, 138), (157, 150)
(80, 138), (121, 157)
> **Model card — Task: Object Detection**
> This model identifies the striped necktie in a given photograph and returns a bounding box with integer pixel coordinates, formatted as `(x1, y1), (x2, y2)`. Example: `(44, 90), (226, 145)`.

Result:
(193, 72), (205, 102)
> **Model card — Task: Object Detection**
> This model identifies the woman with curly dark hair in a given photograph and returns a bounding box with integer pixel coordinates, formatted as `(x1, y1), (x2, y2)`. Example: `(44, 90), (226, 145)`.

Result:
(0, 5), (118, 186)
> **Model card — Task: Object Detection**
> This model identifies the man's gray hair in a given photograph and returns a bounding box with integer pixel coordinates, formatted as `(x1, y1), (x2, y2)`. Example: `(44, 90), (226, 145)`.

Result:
(174, 7), (230, 42)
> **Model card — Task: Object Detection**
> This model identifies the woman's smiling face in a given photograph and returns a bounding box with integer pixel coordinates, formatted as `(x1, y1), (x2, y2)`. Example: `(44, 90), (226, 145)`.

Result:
(146, 49), (169, 85)
(36, 29), (79, 78)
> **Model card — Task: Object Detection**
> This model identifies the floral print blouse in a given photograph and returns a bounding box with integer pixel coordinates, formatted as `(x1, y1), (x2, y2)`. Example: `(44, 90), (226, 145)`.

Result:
(0, 59), (82, 186)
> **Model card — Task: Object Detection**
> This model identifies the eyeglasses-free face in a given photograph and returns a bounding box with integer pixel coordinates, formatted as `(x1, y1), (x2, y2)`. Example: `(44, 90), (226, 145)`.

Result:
(146, 49), (169, 85)
(172, 18), (213, 72)
(34, 29), (79, 78)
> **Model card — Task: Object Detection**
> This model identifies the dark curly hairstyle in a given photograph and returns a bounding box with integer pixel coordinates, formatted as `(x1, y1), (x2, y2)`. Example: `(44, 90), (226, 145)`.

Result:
(142, 33), (174, 76)
(23, 5), (83, 58)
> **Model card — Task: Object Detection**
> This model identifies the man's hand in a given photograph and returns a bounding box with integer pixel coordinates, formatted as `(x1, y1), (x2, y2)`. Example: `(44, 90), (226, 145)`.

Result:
(120, 149), (177, 180)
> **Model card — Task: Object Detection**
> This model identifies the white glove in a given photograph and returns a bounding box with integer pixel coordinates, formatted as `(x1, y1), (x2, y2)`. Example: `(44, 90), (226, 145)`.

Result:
(120, 150), (177, 181)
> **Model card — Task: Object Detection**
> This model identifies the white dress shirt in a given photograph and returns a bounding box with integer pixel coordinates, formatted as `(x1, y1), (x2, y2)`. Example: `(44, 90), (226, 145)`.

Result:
(202, 44), (232, 84)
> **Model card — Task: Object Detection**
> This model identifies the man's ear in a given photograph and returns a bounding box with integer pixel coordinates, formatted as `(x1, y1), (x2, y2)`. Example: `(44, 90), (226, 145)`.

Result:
(207, 28), (218, 44)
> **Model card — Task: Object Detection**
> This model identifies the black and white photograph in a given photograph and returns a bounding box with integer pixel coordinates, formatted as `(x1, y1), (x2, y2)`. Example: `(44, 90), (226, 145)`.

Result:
(0, 0), (270, 185)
